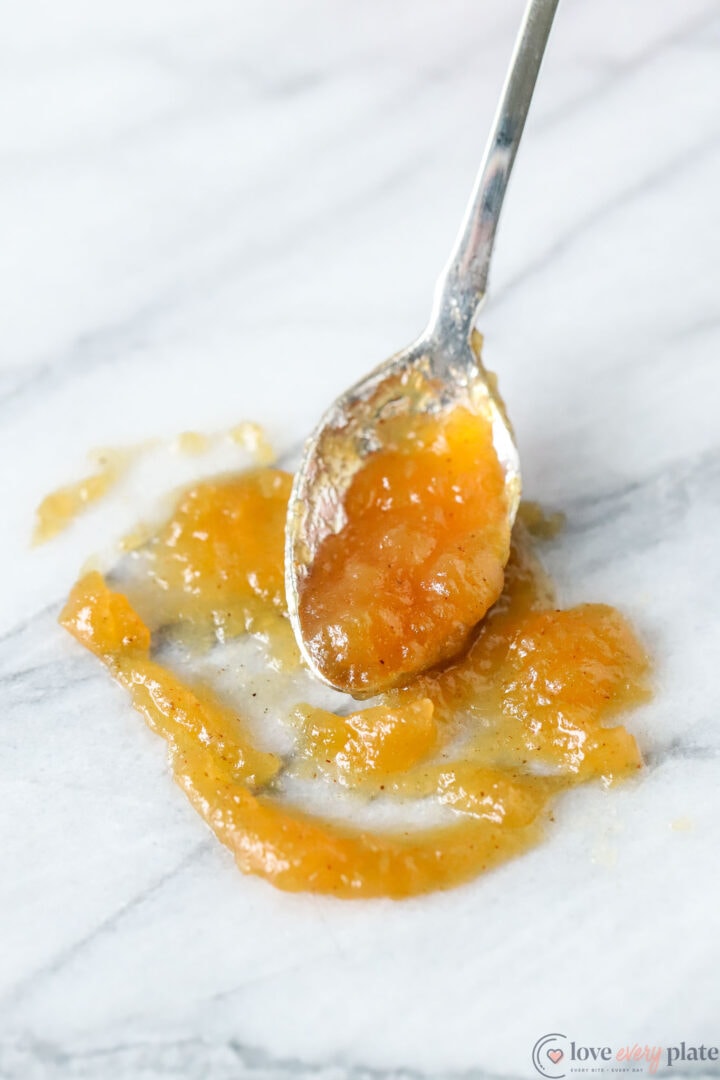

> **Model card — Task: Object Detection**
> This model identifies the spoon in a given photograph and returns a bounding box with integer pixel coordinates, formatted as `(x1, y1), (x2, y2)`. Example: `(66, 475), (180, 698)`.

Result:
(286, 0), (559, 693)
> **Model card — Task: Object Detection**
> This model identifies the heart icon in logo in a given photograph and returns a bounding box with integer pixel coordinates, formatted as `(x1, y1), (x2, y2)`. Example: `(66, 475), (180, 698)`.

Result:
(548, 1049), (564, 1064)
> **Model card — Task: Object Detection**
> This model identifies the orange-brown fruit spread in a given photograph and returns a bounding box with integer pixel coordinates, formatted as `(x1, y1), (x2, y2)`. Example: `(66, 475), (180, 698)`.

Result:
(59, 458), (650, 900)
(33, 449), (136, 544)
(128, 470), (297, 661)
(297, 406), (512, 694)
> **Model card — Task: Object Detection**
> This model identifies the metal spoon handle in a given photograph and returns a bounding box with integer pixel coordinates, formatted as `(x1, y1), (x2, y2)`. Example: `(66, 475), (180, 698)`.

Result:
(431, 0), (559, 339)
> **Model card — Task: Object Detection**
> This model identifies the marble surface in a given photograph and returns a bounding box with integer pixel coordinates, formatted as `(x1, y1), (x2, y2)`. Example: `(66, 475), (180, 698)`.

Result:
(2, 0), (720, 1077)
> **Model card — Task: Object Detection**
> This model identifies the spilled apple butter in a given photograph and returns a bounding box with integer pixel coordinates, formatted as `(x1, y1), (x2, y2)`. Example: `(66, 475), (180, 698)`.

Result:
(57, 439), (650, 899)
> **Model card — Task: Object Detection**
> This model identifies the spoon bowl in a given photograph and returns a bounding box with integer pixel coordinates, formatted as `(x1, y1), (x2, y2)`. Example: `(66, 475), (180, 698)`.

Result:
(285, 326), (521, 690)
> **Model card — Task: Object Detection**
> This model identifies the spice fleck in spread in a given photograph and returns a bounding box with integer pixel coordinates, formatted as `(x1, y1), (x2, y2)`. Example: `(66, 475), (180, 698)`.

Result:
(58, 421), (651, 899)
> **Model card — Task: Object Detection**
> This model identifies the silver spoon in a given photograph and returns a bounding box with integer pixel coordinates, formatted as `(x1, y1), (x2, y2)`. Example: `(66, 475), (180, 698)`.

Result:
(286, 0), (559, 693)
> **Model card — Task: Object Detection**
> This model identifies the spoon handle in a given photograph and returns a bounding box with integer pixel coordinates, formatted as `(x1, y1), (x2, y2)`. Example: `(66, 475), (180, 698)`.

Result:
(431, 0), (559, 338)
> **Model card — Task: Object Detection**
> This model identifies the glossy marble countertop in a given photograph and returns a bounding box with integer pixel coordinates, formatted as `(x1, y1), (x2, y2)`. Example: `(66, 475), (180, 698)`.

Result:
(2, 1), (720, 1077)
